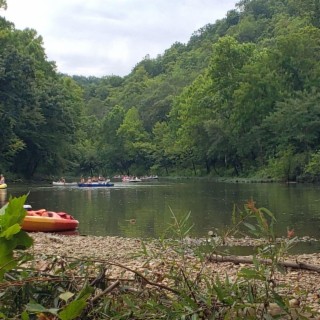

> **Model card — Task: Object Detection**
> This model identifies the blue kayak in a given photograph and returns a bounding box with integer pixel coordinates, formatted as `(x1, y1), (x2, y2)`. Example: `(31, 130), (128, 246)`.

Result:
(78, 182), (114, 187)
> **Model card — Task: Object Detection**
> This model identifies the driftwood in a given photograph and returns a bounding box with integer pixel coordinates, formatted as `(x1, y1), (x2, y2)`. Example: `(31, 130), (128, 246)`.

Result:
(208, 255), (320, 273)
(91, 280), (120, 303)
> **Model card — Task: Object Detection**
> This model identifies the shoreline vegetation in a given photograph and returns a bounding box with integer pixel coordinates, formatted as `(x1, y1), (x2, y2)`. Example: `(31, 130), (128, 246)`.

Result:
(5, 168), (320, 185)
(2, 174), (304, 185)
(3, 196), (320, 318)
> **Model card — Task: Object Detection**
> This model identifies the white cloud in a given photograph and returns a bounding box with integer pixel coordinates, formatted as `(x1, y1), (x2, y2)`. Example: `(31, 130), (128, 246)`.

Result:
(2, 0), (237, 77)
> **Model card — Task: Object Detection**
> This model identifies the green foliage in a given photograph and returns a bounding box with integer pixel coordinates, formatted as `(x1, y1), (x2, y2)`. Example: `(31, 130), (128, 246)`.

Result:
(2, 0), (320, 180)
(0, 194), (32, 280)
(304, 150), (320, 178)
(262, 147), (306, 181)
(58, 285), (93, 320)
(115, 107), (153, 175)
(96, 105), (126, 175)
(0, 20), (85, 178)
(0, 0), (7, 10)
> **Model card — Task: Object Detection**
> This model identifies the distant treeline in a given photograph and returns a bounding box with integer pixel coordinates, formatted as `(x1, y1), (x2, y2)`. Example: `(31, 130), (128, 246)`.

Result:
(1, 0), (320, 182)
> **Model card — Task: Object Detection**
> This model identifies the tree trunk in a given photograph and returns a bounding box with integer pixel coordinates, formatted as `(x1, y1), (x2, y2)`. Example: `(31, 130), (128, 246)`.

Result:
(205, 159), (211, 174)
(192, 160), (197, 175)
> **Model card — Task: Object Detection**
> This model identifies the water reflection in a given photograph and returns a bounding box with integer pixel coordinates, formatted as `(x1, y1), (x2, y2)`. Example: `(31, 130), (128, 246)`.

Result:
(5, 180), (320, 241)
(0, 189), (7, 207)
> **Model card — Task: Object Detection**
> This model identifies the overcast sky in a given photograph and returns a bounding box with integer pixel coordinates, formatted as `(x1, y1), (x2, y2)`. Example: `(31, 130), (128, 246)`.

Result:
(2, 0), (237, 77)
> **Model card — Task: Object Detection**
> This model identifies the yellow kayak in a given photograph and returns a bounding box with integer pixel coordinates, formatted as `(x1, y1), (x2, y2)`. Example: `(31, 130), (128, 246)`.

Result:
(0, 184), (7, 189)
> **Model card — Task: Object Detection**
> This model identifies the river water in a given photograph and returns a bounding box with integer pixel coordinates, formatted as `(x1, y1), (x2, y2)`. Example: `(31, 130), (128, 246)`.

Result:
(1, 179), (320, 242)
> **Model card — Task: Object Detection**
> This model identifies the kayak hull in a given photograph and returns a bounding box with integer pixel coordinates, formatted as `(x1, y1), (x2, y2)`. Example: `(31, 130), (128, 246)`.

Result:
(78, 183), (114, 187)
(22, 210), (79, 232)
(0, 184), (7, 189)
(52, 182), (77, 186)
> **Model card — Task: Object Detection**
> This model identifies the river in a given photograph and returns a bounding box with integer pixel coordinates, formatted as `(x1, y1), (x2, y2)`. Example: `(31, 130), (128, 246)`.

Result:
(1, 179), (320, 242)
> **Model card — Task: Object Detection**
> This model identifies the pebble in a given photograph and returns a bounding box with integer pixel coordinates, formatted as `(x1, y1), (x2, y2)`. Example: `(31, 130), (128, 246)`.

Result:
(25, 232), (320, 316)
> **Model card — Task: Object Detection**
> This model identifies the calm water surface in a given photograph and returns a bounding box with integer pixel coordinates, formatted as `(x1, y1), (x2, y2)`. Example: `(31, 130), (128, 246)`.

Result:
(2, 179), (320, 240)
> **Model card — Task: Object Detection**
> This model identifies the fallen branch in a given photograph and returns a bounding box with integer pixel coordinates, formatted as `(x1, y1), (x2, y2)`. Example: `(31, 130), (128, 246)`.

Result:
(73, 257), (180, 295)
(0, 276), (69, 289)
(207, 255), (320, 273)
(91, 280), (120, 303)
(104, 260), (180, 295)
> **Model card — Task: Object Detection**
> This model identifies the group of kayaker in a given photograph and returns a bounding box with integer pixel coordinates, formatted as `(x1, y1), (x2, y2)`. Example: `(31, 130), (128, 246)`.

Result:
(80, 175), (106, 183)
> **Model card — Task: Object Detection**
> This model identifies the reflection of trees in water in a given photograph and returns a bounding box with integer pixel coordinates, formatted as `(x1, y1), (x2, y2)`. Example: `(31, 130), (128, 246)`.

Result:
(85, 189), (92, 202)
(4, 182), (320, 238)
(0, 189), (7, 207)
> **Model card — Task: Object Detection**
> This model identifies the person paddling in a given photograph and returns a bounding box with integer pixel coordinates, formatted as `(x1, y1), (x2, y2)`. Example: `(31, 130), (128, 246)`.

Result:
(0, 174), (5, 184)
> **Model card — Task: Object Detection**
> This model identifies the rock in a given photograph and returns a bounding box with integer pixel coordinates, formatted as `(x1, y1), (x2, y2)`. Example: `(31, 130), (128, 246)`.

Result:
(24, 232), (320, 316)
(289, 298), (300, 307)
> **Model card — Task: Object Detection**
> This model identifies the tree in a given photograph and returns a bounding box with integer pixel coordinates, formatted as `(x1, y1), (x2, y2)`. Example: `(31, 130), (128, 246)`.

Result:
(117, 107), (152, 175)
(0, 37), (41, 173)
(0, 0), (7, 10)
(97, 105), (126, 174)
(262, 90), (320, 155)
(12, 76), (84, 177)
(168, 74), (214, 175)
(205, 37), (255, 174)
(151, 121), (177, 175)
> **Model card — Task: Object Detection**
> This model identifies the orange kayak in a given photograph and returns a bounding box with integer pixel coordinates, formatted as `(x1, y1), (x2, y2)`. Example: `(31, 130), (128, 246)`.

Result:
(22, 209), (79, 232)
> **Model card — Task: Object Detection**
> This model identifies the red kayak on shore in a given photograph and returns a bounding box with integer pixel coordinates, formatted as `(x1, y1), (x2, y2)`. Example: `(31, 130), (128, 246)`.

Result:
(22, 209), (79, 232)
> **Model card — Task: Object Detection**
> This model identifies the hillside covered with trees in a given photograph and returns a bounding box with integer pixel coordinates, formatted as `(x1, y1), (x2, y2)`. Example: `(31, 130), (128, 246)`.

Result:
(1, 0), (320, 182)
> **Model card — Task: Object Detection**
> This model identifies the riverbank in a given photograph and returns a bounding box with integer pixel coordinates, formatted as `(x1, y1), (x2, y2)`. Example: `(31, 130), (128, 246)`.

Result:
(27, 232), (320, 316)
(0, 174), (294, 184)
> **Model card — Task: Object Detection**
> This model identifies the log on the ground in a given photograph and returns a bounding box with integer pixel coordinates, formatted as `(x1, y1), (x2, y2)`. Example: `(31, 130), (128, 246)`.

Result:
(207, 255), (320, 273)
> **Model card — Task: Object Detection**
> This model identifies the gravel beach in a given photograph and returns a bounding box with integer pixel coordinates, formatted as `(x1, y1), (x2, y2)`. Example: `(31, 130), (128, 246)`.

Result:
(26, 232), (320, 317)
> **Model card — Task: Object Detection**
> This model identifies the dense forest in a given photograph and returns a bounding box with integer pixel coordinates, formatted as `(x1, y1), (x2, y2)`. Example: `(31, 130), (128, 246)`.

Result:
(1, 0), (320, 182)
